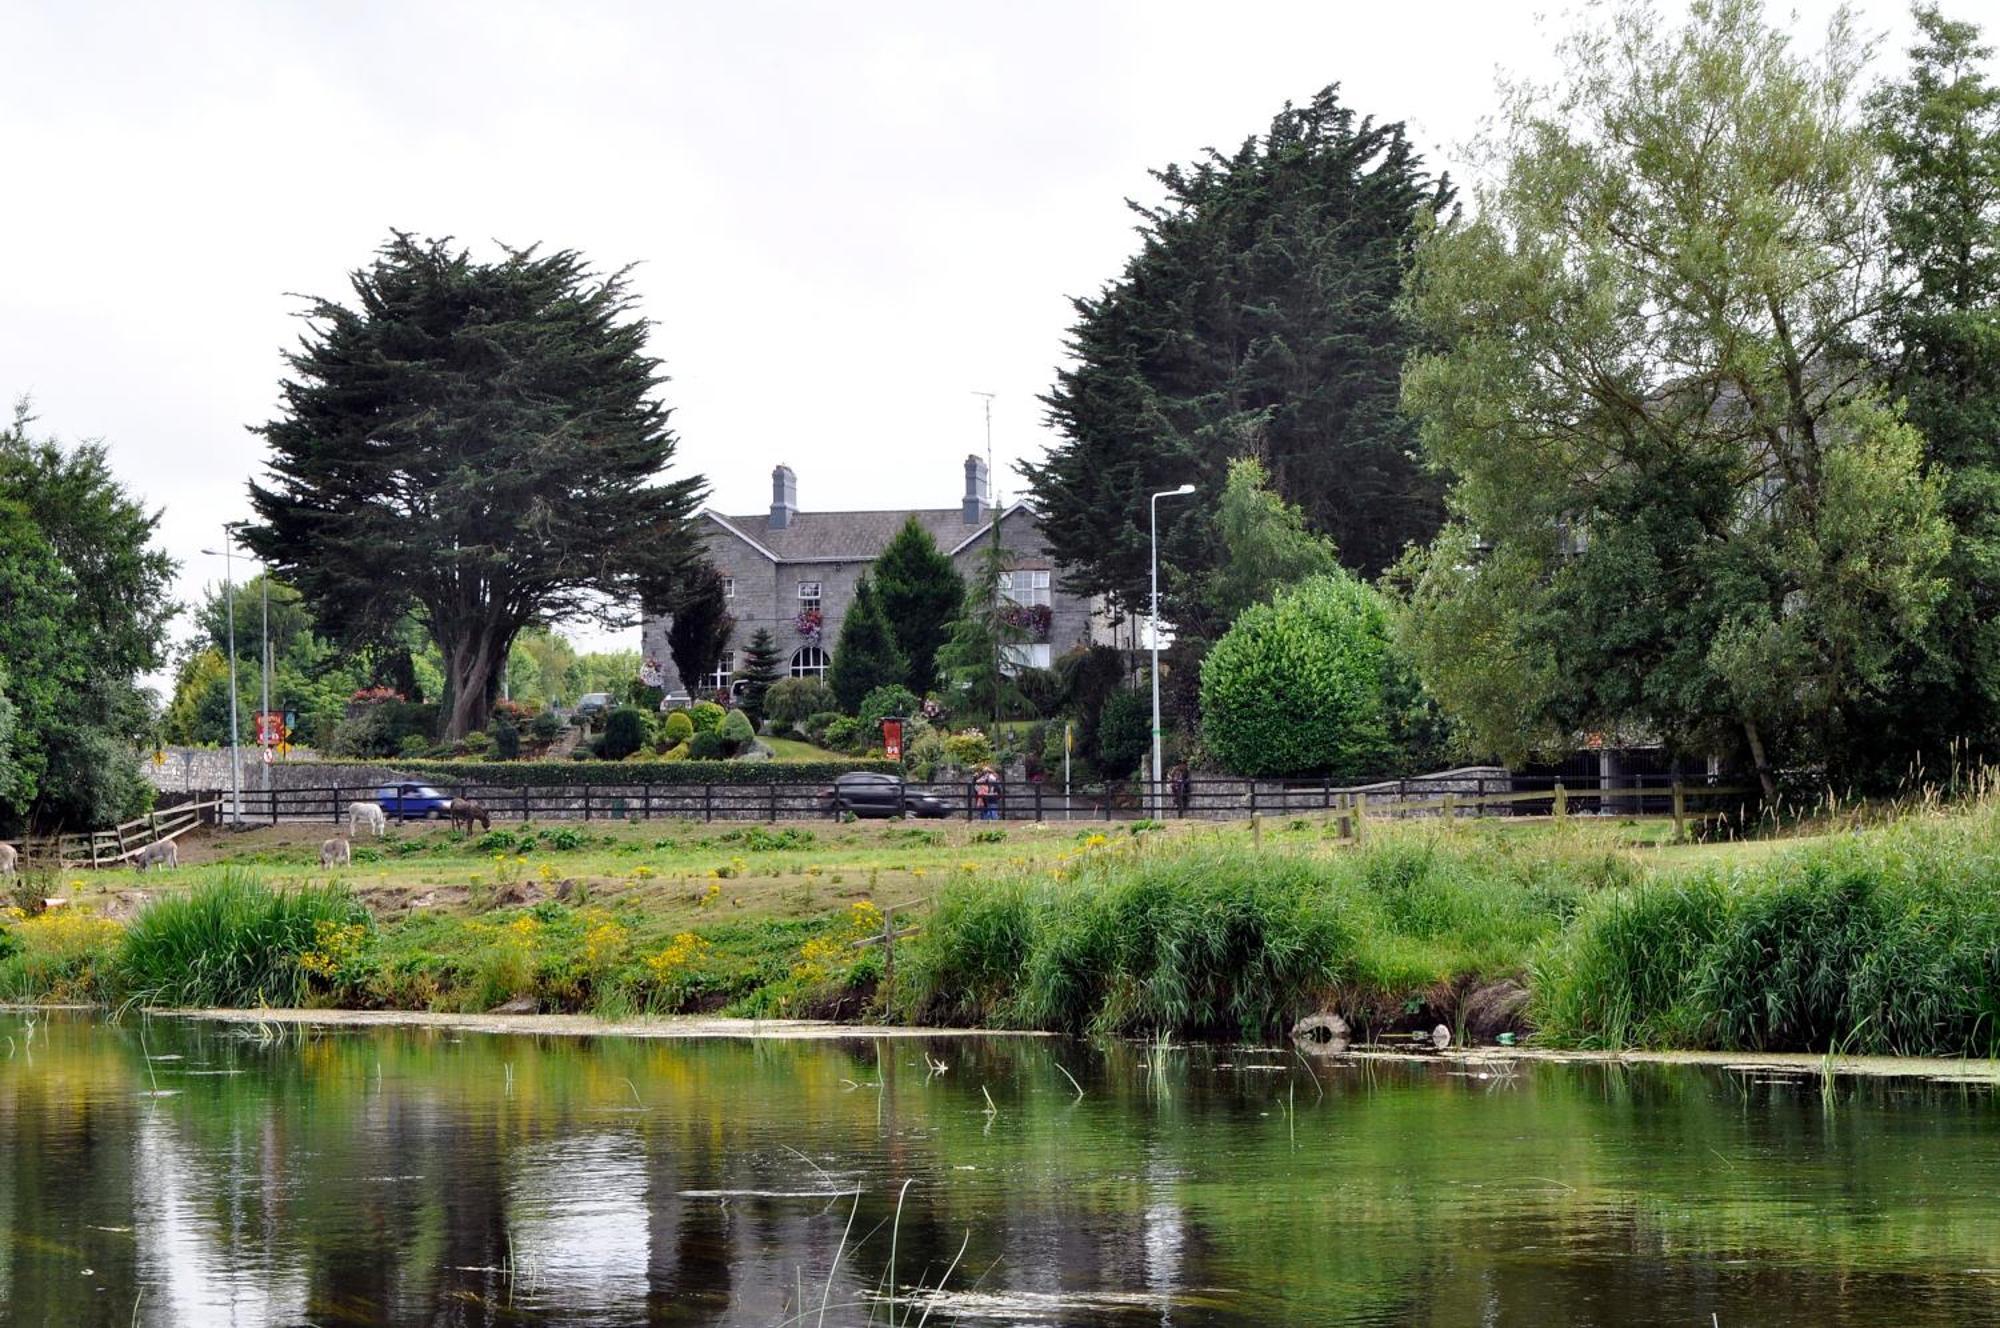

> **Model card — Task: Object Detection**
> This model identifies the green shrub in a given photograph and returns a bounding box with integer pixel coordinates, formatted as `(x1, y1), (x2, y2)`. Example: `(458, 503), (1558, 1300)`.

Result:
(801, 711), (845, 747)
(397, 733), (431, 758)
(1013, 667), (1064, 718)
(688, 731), (726, 760)
(718, 708), (756, 751)
(1200, 572), (1395, 777)
(766, 678), (837, 731)
(689, 701), (726, 736)
(944, 728), (993, 770)
(1094, 689), (1151, 778)
(823, 716), (864, 753)
(120, 873), (375, 1007)
(662, 710), (695, 745)
(529, 712), (562, 742)
(492, 720), (521, 760)
(460, 730), (495, 756)
(858, 684), (921, 734)
(599, 707), (648, 761)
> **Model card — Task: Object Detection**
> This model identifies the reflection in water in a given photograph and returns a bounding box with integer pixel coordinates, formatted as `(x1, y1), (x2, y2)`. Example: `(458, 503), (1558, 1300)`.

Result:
(2, 1012), (2000, 1325)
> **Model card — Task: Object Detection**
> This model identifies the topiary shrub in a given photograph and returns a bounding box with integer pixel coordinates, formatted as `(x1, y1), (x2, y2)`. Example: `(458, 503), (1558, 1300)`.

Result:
(460, 730), (495, 756)
(688, 731), (726, 760)
(599, 707), (648, 761)
(718, 708), (756, 754)
(802, 710), (845, 748)
(1095, 689), (1151, 778)
(492, 720), (521, 760)
(766, 677), (837, 731)
(662, 710), (695, 745)
(1199, 572), (1394, 777)
(688, 700), (726, 736)
(858, 684), (921, 735)
(529, 711), (561, 743)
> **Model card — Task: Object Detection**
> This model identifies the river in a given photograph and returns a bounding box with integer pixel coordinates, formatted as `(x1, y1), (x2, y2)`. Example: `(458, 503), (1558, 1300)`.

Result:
(3, 1010), (1997, 1325)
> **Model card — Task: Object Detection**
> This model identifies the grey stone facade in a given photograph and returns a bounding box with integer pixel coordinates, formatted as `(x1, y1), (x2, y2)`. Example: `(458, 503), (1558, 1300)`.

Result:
(642, 456), (1107, 700)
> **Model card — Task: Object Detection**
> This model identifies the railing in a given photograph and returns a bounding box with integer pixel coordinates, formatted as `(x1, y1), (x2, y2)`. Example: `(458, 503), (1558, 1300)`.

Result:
(47, 795), (226, 869)
(156, 773), (1750, 834)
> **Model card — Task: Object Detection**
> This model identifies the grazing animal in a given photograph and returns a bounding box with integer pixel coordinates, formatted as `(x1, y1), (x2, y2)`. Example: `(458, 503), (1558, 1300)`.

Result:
(320, 837), (351, 867)
(348, 801), (387, 838)
(137, 839), (179, 871)
(448, 798), (491, 833)
(0, 842), (16, 876)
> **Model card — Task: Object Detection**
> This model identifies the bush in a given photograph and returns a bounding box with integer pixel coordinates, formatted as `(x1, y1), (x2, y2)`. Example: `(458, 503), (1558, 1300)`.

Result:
(327, 699), (440, 759)
(718, 708), (756, 753)
(801, 711), (845, 748)
(460, 730), (495, 756)
(1095, 689), (1151, 778)
(766, 678), (837, 731)
(1013, 667), (1064, 718)
(662, 710), (695, 745)
(599, 707), (648, 761)
(823, 716), (864, 753)
(529, 712), (562, 743)
(944, 728), (993, 770)
(905, 726), (949, 780)
(1200, 572), (1395, 778)
(688, 701), (727, 736)
(120, 874), (375, 1007)
(316, 756), (898, 785)
(491, 720), (521, 760)
(858, 684), (921, 734)
(398, 734), (431, 758)
(688, 731), (726, 760)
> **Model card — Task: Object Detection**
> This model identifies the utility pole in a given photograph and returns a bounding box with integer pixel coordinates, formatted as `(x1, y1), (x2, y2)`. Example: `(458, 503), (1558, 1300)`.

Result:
(973, 391), (999, 728)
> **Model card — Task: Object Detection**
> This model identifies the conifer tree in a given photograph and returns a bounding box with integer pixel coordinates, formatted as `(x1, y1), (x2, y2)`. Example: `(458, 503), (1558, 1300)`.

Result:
(872, 517), (963, 696)
(665, 563), (734, 700)
(733, 627), (784, 730)
(826, 576), (907, 714)
(937, 537), (1031, 726)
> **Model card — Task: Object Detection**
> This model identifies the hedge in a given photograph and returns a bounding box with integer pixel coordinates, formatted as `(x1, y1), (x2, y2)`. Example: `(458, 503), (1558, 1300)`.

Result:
(315, 758), (899, 786)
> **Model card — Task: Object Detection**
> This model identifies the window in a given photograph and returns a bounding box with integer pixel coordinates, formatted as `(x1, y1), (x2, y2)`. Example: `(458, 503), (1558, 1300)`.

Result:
(721, 576), (735, 599)
(797, 580), (822, 611)
(1000, 568), (1051, 607)
(790, 645), (829, 678)
(704, 652), (735, 693)
(1002, 643), (1053, 674)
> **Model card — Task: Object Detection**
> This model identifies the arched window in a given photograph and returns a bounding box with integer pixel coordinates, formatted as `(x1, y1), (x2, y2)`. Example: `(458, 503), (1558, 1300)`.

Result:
(790, 645), (829, 678)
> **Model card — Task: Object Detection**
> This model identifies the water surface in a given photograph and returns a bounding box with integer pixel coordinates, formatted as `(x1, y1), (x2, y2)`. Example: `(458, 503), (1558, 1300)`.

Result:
(4, 1011), (1999, 1325)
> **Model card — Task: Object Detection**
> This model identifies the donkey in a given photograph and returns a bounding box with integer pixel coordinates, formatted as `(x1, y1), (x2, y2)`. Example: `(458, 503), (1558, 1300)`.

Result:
(320, 837), (352, 867)
(137, 839), (179, 871)
(448, 799), (491, 833)
(348, 801), (387, 838)
(0, 842), (16, 876)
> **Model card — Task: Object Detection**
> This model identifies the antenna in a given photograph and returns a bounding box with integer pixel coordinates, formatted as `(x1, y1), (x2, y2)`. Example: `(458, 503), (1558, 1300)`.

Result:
(972, 391), (996, 507)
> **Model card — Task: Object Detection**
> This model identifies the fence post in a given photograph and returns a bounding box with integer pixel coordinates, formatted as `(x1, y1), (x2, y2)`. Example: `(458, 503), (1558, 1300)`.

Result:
(1554, 781), (1568, 822)
(583, 784), (592, 822)
(703, 784), (713, 823)
(271, 786), (279, 826)
(1034, 783), (1043, 822)
(332, 785), (341, 826)
(1355, 792), (1367, 842)
(1324, 778), (1333, 810)
(1249, 782), (1258, 817)
(1251, 812), (1262, 850)
(1443, 792), (1456, 823)
(114, 823), (127, 862)
(769, 782), (778, 823)
(966, 782), (975, 822)
(1672, 781), (1687, 842)
(643, 785), (652, 821)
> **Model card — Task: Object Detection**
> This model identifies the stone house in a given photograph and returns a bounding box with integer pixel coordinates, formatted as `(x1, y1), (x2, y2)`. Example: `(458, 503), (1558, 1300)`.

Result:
(640, 456), (1107, 700)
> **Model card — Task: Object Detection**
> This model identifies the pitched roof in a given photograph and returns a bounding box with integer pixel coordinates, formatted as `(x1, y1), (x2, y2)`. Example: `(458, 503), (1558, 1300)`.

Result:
(705, 504), (1030, 564)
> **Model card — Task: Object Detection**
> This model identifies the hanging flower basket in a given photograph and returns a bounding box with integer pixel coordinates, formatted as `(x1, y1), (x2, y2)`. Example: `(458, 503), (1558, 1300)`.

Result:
(1000, 603), (1054, 643)
(795, 607), (824, 642)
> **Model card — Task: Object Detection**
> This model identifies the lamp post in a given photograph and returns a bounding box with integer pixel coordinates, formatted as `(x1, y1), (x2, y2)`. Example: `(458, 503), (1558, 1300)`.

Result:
(200, 536), (244, 828)
(1150, 484), (1196, 815)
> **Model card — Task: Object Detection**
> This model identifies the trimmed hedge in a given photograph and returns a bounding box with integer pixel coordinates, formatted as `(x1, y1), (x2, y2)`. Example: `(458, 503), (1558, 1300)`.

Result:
(315, 757), (897, 785)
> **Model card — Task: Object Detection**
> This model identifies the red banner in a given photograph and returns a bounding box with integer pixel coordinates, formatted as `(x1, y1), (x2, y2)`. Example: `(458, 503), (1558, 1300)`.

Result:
(881, 718), (903, 761)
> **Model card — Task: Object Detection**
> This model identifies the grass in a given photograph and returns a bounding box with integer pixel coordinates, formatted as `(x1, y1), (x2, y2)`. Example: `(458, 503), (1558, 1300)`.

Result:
(118, 870), (372, 1007)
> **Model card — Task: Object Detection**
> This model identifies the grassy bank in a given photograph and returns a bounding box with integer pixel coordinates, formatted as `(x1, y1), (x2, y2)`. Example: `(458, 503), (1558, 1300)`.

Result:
(9, 805), (2000, 1054)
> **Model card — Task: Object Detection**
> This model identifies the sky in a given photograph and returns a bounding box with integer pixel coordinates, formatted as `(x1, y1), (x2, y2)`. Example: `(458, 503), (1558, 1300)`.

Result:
(0, 0), (1939, 679)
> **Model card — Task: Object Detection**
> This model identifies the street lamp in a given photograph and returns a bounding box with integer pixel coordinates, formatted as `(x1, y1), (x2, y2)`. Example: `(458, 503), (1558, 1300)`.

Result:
(199, 535), (244, 828)
(1150, 483), (1196, 815)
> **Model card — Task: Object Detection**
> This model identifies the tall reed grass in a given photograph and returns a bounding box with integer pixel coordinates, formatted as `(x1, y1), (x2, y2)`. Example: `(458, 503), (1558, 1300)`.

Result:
(118, 871), (373, 1007)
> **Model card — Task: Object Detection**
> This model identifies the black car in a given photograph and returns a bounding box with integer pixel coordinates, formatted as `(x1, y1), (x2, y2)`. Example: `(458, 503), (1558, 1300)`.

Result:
(820, 772), (951, 819)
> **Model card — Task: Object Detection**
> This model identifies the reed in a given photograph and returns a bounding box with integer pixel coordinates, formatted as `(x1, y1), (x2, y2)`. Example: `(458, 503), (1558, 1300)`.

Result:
(118, 871), (372, 1008)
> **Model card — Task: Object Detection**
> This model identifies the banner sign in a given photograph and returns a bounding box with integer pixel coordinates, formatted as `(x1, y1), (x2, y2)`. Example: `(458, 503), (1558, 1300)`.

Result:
(882, 718), (904, 761)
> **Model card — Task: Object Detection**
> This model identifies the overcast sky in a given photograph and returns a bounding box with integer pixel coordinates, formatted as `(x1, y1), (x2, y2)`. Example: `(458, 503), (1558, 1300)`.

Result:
(1, 0), (1940, 674)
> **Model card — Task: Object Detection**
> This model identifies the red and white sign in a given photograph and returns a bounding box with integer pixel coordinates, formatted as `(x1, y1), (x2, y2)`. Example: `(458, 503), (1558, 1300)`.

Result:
(881, 718), (904, 761)
(254, 711), (286, 747)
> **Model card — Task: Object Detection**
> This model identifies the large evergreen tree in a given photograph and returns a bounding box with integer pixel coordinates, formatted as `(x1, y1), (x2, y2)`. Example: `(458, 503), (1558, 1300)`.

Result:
(664, 562), (734, 700)
(245, 234), (705, 738)
(733, 627), (783, 730)
(1863, 4), (2000, 776)
(826, 576), (907, 714)
(1024, 86), (1451, 638)
(871, 517), (963, 697)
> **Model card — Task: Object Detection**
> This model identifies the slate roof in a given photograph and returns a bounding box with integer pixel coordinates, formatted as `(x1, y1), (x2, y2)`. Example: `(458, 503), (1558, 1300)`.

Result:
(705, 504), (1028, 563)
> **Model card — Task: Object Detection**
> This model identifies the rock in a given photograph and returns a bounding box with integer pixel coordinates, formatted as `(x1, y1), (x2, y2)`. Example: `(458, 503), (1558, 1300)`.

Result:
(1460, 979), (1533, 1041)
(489, 882), (547, 909)
(101, 891), (150, 923)
(488, 996), (538, 1015)
(736, 743), (774, 763)
(1291, 1012), (1351, 1048)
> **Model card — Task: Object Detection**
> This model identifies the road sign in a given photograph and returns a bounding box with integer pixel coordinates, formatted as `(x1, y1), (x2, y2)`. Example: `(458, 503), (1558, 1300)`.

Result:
(254, 711), (287, 747)
(151, 748), (165, 767)
(262, 746), (274, 765)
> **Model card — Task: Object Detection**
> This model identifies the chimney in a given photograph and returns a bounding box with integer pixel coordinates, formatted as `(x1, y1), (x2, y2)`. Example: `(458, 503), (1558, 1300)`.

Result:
(771, 464), (798, 529)
(963, 454), (989, 525)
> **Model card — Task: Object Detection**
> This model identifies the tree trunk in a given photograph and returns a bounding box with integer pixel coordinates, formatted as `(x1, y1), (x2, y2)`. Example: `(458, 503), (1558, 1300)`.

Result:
(1742, 718), (1777, 804)
(441, 619), (507, 740)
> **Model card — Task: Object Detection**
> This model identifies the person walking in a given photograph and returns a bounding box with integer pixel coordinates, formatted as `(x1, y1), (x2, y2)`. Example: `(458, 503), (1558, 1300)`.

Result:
(973, 765), (1003, 820)
(1169, 760), (1192, 818)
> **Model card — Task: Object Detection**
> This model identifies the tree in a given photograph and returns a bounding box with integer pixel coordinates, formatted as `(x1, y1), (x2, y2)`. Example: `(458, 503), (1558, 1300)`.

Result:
(1024, 86), (1452, 638)
(1202, 456), (1342, 627)
(872, 517), (964, 696)
(826, 576), (907, 714)
(664, 563), (734, 700)
(1399, 0), (1950, 800)
(0, 402), (175, 832)
(1862, 4), (2000, 777)
(733, 628), (783, 730)
(1200, 573), (1396, 777)
(937, 536), (1030, 725)
(244, 233), (705, 739)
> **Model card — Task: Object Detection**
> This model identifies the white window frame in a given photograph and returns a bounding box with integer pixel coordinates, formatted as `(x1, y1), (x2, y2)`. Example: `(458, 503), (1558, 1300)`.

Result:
(1000, 568), (1051, 607)
(797, 580), (822, 612)
(1001, 643), (1053, 674)
(790, 645), (829, 678)
(703, 651), (736, 693)
(721, 576), (735, 599)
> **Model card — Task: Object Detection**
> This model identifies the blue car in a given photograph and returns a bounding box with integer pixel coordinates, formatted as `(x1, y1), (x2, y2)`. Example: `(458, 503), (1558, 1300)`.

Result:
(377, 783), (452, 821)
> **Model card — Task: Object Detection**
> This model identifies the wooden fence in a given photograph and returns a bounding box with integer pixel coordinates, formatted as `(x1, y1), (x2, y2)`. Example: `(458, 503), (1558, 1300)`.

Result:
(42, 795), (226, 870)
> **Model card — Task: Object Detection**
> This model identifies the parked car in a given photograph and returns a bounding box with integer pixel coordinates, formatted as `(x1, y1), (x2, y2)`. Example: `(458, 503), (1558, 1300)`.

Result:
(377, 783), (453, 821)
(819, 772), (951, 820)
(574, 692), (614, 722)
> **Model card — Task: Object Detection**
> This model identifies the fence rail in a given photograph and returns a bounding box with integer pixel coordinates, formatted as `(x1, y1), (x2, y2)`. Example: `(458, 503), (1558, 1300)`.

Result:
(158, 774), (1751, 834)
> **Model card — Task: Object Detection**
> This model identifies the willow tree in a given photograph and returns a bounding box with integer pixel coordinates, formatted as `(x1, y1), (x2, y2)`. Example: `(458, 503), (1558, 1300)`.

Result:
(246, 234), (704, 738)
(1399, 0), (1949, 798)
